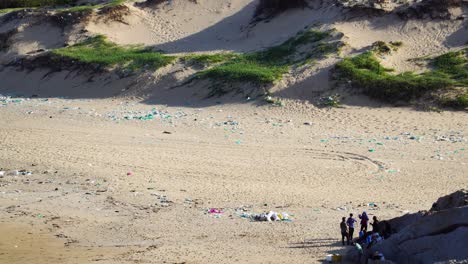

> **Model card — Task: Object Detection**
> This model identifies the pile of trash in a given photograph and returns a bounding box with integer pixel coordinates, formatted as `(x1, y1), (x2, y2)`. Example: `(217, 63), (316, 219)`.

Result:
(346, 190), (468, 263)
(248, 211), (291, 222)
(205, 207), (293, 222)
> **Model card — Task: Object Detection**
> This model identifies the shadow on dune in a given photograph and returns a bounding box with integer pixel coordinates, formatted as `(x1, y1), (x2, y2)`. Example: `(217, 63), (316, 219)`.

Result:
(145, 0), (345, 54)
(445, 19), (468, 48)
(147, 1), (258, 54)
(0, 64), (270, 108)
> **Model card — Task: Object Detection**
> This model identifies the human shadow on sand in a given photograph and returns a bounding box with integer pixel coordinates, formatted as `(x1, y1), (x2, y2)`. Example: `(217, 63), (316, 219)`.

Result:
(288, 238), (349, 263)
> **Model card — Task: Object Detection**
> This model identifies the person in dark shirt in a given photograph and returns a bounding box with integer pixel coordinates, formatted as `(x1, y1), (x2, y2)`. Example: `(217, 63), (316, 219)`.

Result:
(346, 213), (357, 242)
(370, 216), (380, 233)
(359, 211), (369, 233)
(340, 217), (349, 245)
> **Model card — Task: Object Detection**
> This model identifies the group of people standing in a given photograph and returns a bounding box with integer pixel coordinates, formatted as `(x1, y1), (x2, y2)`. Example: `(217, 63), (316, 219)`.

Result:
(340, 212), (379, 246)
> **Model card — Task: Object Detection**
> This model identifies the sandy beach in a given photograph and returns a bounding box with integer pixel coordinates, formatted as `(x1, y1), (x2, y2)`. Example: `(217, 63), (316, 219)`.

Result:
(0, 96), (466, 263)
(1, 0), (467, 262)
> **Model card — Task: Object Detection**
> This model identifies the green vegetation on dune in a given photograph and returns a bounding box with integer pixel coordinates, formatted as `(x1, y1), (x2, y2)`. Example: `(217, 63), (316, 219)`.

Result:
(0, 7), (25, 14)
(53, 35), (175, 71)
(440, 93), (468, 108)
(51, 29), (338, 83)
(192, 29), (340, 87)
(50, 29), (342, 98)
(196, 62), (287, 84)
(432, 50), (468, 86)
(335, 48), (468, 108)
(371, 41), (403, 55)
(184, 53), (240, 64)
(58, 0), (125, 12)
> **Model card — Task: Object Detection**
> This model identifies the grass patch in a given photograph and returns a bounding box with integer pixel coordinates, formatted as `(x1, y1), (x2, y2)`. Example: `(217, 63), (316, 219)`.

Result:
(440, 92), (468, 109)
(0, 7), (25, 14)
(196, 62), (287, 84)
(390, 41), (403, 48)
(184, 53), (240, 64)
(432, 50), (468, 86)
(194, 29), (340, 88)
(52, 35), (175, 71)
(335, 48), (468, 108)
(372, 41), (403, 55)
(58, 0), (125, 12)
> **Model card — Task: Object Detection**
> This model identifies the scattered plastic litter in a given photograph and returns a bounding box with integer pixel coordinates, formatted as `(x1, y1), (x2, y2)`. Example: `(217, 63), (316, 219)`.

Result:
(152, 193), (172, 207)
(0, 95), (26, 106)
(208, 208), (224, 214)
(184, 198), (193, 205)
(206, 208), (224, 218)
(106, 106), (187, 122)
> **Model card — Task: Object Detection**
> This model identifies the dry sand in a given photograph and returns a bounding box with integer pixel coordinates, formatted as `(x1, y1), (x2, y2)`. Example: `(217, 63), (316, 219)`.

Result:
(1, 0), (467, 262)
(0, 97), (466, 263)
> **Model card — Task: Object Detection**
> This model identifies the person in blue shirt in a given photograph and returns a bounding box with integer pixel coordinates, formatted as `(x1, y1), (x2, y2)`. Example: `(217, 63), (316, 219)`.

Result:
(346, 213), (357, 241)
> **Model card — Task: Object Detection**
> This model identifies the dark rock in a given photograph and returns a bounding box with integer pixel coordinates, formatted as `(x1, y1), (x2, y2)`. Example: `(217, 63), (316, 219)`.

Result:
(350, 190), (468, 263)
(430, 189), (467, 212)
(367, 207), (468, 263)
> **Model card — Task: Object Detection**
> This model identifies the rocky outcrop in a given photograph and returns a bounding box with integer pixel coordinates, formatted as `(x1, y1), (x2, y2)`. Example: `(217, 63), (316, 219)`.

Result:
(367, 206), (468, 263)
(0, 29), (17, 52)
(347, 190), (468, 263)
(430, 189), (468, 212)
